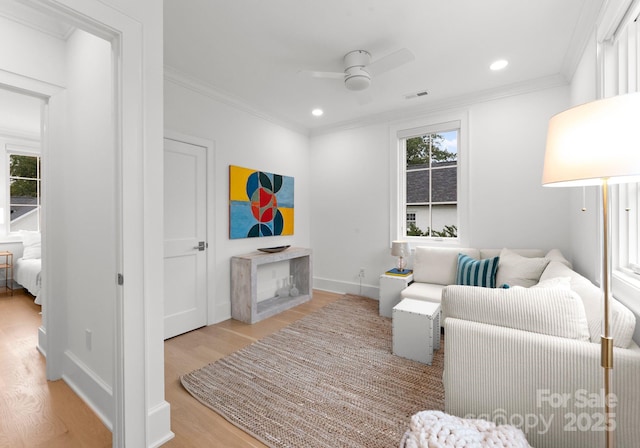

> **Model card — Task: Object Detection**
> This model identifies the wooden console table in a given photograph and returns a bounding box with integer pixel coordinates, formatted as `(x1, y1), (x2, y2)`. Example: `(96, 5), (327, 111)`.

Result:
(231, 247), (312, 323)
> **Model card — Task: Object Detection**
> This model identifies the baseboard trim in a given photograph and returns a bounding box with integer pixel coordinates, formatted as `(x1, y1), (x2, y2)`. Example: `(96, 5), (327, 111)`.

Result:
(313, 277), (379, 299)
(62, 350), (113, 431)
(213, 302), (231, 324)
(147, 401), (174, 448)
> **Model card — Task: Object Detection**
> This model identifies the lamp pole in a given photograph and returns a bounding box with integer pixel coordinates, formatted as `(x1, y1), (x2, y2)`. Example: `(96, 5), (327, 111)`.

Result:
(601, 179), (614, 448)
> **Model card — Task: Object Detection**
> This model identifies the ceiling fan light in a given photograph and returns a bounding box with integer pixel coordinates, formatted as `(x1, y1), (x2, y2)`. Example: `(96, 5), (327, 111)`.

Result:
(345, 75), (371, 91)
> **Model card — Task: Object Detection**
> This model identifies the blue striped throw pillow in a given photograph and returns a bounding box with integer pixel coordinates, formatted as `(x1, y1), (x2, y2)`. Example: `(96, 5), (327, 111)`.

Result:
(456, 253), (499, 288)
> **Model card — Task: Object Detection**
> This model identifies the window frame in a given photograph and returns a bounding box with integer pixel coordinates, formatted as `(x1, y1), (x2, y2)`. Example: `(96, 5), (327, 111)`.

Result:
(598, 2), (640, 308)
(389, 110), (469, 247)
(6, 145), (41, 234)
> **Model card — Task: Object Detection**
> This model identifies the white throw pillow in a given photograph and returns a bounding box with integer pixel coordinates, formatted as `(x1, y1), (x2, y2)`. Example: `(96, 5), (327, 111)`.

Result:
(588, 299), (637, 349)
(538, 261), (636, 348)
(20, 230), (41, 260)
(545, 249), (572, 268)
(496, 248), (550, 288)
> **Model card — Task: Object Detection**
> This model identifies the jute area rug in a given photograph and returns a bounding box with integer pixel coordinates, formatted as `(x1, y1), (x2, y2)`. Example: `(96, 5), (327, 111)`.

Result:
(181, 294), (445, 448)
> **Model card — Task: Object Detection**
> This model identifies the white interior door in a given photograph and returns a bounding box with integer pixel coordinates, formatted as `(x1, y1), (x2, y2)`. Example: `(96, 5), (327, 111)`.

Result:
(163, 138), (207, 339)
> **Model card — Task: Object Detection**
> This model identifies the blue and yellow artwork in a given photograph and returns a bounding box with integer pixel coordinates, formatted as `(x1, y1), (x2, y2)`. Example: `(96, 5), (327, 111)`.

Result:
(229, 165), (294, 239)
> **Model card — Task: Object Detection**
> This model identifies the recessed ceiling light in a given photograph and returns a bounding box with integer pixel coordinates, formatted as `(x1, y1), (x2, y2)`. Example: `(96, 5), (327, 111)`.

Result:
(490, 59), (509, 71)
(312, 108), (324, 117)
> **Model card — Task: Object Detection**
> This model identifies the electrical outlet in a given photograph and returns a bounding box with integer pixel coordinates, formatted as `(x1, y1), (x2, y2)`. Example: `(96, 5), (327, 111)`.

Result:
(359, 268), (365, 278)
(85, 329), (92, 351)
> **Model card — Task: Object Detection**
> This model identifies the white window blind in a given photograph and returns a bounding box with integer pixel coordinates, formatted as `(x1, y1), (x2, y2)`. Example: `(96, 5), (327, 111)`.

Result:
(601, 11), (640, 275)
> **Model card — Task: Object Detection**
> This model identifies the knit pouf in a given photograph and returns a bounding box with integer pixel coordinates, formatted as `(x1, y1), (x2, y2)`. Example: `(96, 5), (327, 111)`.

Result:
(400, 410), (532, 448)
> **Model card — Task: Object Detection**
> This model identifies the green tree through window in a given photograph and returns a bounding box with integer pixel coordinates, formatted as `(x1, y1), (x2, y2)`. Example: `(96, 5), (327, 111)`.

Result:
(9, 154), (41, 232)
(406, 134), (457, 165)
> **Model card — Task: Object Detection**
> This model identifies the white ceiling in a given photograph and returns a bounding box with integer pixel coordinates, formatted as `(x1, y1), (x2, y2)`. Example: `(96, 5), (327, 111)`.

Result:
(0, 1), (605, 135)
(164, 0), (604, 134)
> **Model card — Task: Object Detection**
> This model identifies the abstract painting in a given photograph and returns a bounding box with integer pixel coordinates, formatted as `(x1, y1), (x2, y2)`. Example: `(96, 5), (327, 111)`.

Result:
(229, 165), (294, 239)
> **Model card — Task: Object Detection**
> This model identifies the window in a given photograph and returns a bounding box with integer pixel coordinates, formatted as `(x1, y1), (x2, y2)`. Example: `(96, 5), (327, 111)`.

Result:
(614, 182), (640, 276)
(391, 113), (467, 245)
(8, 153), (41, 232)
(404, 130), (458, 238)
(599, 4), (640, 287)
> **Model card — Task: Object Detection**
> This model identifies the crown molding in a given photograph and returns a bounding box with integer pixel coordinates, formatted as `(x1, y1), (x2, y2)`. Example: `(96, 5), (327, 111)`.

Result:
(309, 74), (569, 137)
(164, 65), (568, 139)
(163, 65), (309, 137)
(561, 0), (604, 81)
(0, 2), (74, 41)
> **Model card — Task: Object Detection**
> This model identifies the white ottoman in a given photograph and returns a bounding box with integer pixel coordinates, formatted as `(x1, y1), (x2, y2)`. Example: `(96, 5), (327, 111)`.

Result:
(392, 298), (441, 365)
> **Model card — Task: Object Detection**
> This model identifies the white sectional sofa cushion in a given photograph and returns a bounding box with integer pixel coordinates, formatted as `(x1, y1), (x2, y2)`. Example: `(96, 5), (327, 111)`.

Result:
(443, 284), (591, 341)
(412, 247), (479, 285)
(399, 282), (446, 303)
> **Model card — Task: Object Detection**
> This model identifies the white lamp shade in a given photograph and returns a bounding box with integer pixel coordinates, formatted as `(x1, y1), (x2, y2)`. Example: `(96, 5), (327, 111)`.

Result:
(543, 92), (640, 187)
(391, 241), (410, 257)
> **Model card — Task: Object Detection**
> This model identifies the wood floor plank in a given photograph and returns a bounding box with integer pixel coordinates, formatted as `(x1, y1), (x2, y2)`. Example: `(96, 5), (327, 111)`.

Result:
(0, 292), (111, 448)
(1, 289), (343, 447)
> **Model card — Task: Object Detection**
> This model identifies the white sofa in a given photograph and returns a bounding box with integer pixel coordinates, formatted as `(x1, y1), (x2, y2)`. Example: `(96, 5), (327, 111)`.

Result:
(401, 246), (640, 447)
(400, 246), (561, 305)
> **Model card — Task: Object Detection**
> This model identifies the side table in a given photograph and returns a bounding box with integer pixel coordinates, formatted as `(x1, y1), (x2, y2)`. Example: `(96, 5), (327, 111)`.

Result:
(379, 273), (413, 317)
(0, 251), (13, 296)
(392, 298), (441, 365)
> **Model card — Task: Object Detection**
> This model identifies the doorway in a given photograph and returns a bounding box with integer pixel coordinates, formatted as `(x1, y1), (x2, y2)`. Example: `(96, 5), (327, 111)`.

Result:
(0, 1), (172, 445)
(0, 2), (124, 445)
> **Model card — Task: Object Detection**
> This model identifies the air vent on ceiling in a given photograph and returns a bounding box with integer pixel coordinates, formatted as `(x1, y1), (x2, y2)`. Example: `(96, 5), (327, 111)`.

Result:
(404, 90), (429, 100)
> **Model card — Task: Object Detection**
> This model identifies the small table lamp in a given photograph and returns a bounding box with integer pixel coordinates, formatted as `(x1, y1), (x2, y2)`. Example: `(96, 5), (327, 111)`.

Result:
(543, 91), (640, 448)
(391, 241), (410, 272)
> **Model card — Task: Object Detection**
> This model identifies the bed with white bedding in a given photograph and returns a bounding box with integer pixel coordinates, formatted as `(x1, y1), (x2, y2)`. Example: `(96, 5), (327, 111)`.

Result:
(15, 230), (42, 305)
(15, 257), (42, 304)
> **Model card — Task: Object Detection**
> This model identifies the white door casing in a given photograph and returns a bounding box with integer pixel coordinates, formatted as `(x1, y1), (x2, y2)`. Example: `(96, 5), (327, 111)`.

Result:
(163, 138), (207, 339)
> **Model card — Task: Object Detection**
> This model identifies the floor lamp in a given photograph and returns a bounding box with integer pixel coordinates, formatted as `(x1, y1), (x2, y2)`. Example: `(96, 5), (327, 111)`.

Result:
(543, 92), (640, 448)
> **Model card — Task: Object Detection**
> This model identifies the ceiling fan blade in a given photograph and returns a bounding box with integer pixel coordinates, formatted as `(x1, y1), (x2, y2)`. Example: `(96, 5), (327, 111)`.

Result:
(298, 69), (344, 79)
(366, 48), (414, 76)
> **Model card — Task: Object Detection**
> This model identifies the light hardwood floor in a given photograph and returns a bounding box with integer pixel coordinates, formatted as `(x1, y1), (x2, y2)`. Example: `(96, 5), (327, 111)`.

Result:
(0, 289), (341, 447)
(0, 291), (112, 448)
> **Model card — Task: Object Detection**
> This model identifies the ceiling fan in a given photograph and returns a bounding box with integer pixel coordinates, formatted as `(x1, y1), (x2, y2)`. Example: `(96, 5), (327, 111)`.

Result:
(302, 48), (415, 91)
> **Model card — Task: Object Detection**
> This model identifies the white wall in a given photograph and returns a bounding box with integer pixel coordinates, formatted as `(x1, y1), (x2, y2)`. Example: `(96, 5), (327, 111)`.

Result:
(466, 87), (571, 250)
(310, 123), (392, 296)
(61, 26), (116, 391)
(310, 86), (573, 297)
(0, 15), (66, 88)
(164, 79), (311, 323)
(0, 89), (41, 136)
(567, 31), (600, 280)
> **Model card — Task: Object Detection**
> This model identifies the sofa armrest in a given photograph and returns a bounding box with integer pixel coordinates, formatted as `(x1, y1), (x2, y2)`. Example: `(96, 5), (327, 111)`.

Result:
(442, 284), (590, 341)
(444, 318), (640, 448)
